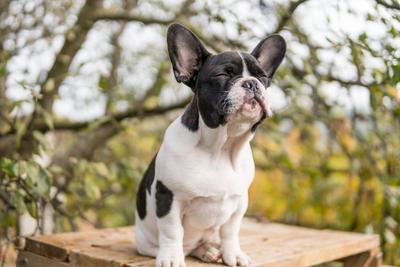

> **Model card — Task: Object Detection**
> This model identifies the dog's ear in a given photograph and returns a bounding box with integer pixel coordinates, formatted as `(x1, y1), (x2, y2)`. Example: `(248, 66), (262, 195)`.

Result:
(167, 23), (210, 89)
(251, 34), (286, 79)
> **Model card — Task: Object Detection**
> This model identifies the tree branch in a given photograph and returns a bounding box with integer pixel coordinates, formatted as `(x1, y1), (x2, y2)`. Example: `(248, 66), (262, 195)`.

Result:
(38, 0), (101, 112)
(0, 99), (189, 159)
(0, 1), (10, 102)
(134, 61), (170, 109)
(104, 1), (137, 114)
(290, 60), (374, 88)
(51, 122), (122, 173)
(273, 0), (310, 33)
(94, 12), (175, 25)
(322, 75), (373, 87)
(376, 0), (400, 10)
(53, 100), (188, 131)
(185, 23), (225, 53)
(0, 99), (189, 139)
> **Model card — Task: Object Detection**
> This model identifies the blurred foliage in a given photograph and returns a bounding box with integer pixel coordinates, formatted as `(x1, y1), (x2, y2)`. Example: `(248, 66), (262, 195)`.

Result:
(0, 158), (52, 228)
(0, 0), (399, 266)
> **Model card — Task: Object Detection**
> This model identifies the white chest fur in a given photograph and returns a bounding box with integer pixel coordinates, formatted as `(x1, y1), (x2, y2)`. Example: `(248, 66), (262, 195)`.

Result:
(183, 194), (241, 230)
(156, 116), (255, 199)
(135, 114), (256, 259)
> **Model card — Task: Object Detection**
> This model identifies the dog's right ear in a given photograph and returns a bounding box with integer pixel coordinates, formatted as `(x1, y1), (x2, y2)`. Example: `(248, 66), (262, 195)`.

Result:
(251, 35), (286, 79)
(167, 23), (210, 90)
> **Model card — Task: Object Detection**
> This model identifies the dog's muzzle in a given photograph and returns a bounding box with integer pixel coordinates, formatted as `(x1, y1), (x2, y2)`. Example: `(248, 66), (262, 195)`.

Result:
(242, 79), (271, 131)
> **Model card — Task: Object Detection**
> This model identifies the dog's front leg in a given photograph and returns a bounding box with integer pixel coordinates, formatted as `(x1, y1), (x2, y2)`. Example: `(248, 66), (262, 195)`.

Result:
(156, 193), (185, 267)
(220, 196), (251, 267)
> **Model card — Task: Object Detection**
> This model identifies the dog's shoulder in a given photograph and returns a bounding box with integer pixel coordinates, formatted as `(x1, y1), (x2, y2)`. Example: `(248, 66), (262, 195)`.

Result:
(162, 114), (201, 155)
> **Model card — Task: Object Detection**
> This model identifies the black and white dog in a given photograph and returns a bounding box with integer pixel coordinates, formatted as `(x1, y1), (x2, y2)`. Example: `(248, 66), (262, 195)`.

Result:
(135, 23), (286, 267)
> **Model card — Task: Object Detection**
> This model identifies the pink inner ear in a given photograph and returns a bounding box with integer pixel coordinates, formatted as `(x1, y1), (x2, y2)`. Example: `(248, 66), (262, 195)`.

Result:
(251, 35), (286, 77)
(256, 42), (277, 72)
(257, 53), (269, 67)
(176, 44), (198, 78)
(167, 24), (210, 85)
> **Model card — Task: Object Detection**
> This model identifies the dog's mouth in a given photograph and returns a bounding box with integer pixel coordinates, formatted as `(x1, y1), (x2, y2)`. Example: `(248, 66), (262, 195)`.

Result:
(219, 91), (272, 129)
(247, 98), (260, 110)
(250, 93), (270, 131)
(253, 94), (266, 113)
(244, 93), (267, 115)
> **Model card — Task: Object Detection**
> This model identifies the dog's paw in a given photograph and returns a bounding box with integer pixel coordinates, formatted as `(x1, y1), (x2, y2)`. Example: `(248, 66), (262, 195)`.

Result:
(191, 243), (222, 263)
(222, 249), (251, 267)
(201, 245), (222, 263)
(156, 250), (186, 267)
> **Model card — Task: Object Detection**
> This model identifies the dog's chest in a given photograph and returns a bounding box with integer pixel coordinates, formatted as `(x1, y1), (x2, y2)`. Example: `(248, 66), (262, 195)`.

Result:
(183, 194), (240, 230)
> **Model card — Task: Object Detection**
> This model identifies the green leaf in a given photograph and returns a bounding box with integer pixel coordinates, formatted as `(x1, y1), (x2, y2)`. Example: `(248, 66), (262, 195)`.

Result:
(389, 26), (398, 38)
(83, 178), (100, 200)
(24, 162), (51, 197)
(0, 213), (16, 227)
(33, 131), (50, 149)
(391, 64), (400, 85)
(15, 120), (28, 149)
(366, 13), (375, 21)
(0, 63), (7, 77)
(393, 106), (400, 118)
(36, 166), (51, 196)
(350, 41), (362, 68)
(43, 110), (54, 130)
(358, 33), (367, 43)
(0, 158), (17, 177)
(17, 161), (31, 184)
(214, 14), (226, 23)
(11, 191), (26, 213)
(98, 75), (109, 91)
(26, 201), (38, 218)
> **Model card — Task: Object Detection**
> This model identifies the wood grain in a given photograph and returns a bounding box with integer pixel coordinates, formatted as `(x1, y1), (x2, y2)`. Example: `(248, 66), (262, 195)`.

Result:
(20, 218), (381, 267)
(16, 251), (70, 267)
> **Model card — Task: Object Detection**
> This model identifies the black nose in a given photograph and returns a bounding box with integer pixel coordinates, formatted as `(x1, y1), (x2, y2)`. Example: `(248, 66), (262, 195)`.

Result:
(243, 80), (258, 91)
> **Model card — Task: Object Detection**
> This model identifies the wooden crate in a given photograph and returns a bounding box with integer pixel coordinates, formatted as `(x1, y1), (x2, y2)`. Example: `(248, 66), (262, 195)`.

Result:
(16, 218), (381, 267)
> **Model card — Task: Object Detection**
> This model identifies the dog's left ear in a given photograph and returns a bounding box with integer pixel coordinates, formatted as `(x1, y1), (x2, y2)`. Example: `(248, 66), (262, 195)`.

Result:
(251, 35), (286, 78)
(167, 23), (210, 89)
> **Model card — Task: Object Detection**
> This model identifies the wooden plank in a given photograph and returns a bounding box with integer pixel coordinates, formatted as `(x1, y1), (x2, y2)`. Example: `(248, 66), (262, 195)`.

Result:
(21, 218), (381, 267)
(240, 229), (379, 266)
(24, 237), (69, 261)
(68, 239), (151, 267)
(24, 226), (134, 262)
(343, 248), (382, 267)
(16, 250), (71, 267)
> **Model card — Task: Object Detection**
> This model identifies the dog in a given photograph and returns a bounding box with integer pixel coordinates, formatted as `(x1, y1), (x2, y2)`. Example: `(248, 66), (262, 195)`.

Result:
(135, 23), (286, 267)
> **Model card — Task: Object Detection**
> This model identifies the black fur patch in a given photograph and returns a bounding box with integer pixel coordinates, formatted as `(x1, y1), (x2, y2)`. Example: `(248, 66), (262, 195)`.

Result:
(181, 96), (199, 131)
(237, 53), (271, 90)
(136, 155), (157, 220)
(155, 180), (173, 218)
(196, 52), (244, 128)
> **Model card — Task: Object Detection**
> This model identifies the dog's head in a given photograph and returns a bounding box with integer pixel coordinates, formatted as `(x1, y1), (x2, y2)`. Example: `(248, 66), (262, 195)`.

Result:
(167, 23), (286, 131)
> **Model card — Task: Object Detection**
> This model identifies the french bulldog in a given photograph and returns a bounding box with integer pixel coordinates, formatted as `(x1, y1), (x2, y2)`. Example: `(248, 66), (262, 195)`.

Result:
(135, 23), (286, 267)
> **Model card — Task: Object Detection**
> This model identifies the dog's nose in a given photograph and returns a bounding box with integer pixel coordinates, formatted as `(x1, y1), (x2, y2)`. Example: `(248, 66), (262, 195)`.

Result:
(243, 80), (258, 91)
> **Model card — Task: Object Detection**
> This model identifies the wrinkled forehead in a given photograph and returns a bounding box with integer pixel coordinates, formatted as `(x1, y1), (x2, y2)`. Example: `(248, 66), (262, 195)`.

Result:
(203, 51), (264, 75)
(204, 51), (242, 69)
(238, 52), (265, 75)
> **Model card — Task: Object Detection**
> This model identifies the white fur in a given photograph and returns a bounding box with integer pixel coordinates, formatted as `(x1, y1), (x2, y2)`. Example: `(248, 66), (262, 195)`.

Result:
(135, 116), (254, 266)
(224, 52), (272, 120)
(135, 58), (268, 267)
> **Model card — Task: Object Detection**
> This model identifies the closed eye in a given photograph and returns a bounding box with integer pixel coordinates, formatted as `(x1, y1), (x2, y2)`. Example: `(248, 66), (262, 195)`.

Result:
(215, 73), (230, 77)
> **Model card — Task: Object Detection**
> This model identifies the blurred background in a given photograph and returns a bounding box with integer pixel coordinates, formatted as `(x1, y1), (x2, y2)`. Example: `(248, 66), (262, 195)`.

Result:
(0, 0), (399, 266)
